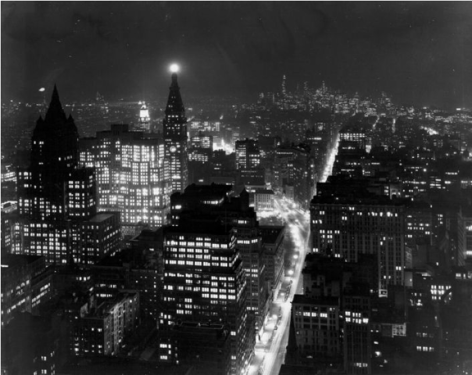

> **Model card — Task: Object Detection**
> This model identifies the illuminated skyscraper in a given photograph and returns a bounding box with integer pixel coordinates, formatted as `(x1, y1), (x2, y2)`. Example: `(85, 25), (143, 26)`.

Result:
(136, 102), (151, 133)
(79, 124), (170, 234)
(163, 67), (188, 192)
(160, 219), (252, 375)
(235, 139), (260, 170)
(17, 86), (121, 265)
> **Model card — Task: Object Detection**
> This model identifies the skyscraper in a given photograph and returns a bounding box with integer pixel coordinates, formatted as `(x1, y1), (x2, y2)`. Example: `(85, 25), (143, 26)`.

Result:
(16, 86), (121, 265)
(79, 124), (170, 234)
(235, 139), (260, 170)
(136, 102), (151, 133)
(160, 219), (252, 375)
(163, 69), (188, 192)
(310, 192), (406, 297)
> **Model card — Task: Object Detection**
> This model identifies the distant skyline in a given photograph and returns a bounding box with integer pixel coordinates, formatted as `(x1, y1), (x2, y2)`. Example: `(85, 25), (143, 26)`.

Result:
(2, 1), (472, 109)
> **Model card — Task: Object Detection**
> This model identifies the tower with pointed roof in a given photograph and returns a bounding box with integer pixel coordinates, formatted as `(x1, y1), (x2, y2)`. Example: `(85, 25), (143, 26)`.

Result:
(163, 71), (188, 192)
(16, 86), (121, 265)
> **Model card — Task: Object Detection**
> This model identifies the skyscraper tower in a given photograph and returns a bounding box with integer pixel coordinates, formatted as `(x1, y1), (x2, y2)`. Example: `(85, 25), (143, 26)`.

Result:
(16, 86), (121, 265)
(136, 102), (151, 132)
(79, 123), (170, 232)
(163, 65), (188, 192)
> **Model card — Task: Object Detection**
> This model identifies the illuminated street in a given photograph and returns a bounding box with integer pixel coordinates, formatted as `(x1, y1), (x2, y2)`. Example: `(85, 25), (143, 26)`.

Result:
(320, 131), (340, 183)
(247, 197), (310, 375)
(247, 128), (339, 375)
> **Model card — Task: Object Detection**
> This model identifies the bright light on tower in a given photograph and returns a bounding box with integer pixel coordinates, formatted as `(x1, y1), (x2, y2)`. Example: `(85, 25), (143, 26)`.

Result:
(170, 63), (179, 73)
(39, 87), (45, 92)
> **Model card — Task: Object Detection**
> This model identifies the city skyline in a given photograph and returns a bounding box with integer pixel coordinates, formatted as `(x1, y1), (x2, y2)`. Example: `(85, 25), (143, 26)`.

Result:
(2, 3), (472, 375)
(2, 2), (472, 109)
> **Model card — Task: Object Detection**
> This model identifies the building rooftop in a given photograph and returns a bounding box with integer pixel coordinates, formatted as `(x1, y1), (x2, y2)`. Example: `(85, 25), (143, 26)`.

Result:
(60, 357), (191, 375)
(259, 225), (285, 244)
(292, 294), (339, 306)
(88, 212), (117, 223)
(311, 192), (405, 206)
(164, 220), (233, 236)
(254, 189), (274, 195)
(86, 291), (138, 319)
(1, 254), (43, 268)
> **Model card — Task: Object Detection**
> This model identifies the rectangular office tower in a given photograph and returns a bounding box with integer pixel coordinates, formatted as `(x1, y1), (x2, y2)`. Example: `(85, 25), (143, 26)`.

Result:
(159, 219), (252, 375)
(170, 185), (270, 331)
(79, 124), (170, 232)
(311, 193), (406, 296)
(235, 139), (261, 170)
(16, 87), (120, 265)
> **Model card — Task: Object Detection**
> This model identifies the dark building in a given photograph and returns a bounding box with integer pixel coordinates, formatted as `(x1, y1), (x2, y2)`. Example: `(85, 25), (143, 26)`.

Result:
(310, 189), (406, 297)
(259, 225), (285, 301)
(1, 313), (59, 375)
(16, 86), (121, 265)
(160, 321), (232, 375)
(343, 284), (372, 374)
(273, 144), (315, 208)
(1, 254), (53, 327)
(163, 71), (188, 193)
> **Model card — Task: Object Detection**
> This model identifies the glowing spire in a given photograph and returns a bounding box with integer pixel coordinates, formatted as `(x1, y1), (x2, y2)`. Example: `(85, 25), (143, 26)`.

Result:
(165, 66), (185, 119)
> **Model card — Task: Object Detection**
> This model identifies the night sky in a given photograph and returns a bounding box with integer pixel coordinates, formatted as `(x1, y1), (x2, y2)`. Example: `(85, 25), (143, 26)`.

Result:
(2, 1), (472, 108)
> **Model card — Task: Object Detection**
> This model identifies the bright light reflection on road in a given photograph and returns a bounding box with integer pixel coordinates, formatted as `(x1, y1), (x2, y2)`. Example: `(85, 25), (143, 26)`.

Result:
(321, 132), (339, 182)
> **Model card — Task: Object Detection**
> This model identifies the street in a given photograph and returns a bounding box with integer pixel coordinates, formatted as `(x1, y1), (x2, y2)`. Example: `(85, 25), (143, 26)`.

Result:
(247, 196), (311, 375)
(247, 131), (339, 375)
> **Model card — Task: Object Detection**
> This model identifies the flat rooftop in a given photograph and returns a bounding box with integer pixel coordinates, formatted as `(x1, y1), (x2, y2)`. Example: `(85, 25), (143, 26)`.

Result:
(88, 212), (117, 223)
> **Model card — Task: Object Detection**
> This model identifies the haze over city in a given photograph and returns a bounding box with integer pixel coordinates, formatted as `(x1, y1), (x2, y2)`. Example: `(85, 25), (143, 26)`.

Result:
(2, 1), (472, 108)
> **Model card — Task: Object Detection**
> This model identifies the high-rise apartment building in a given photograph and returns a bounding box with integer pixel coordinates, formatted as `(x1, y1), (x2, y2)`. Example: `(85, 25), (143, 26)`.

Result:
(163, 71), (188, 192)
(16, 87), (121, 265)
(74, 291), (139, 357)
(79, 124), (170, 233)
